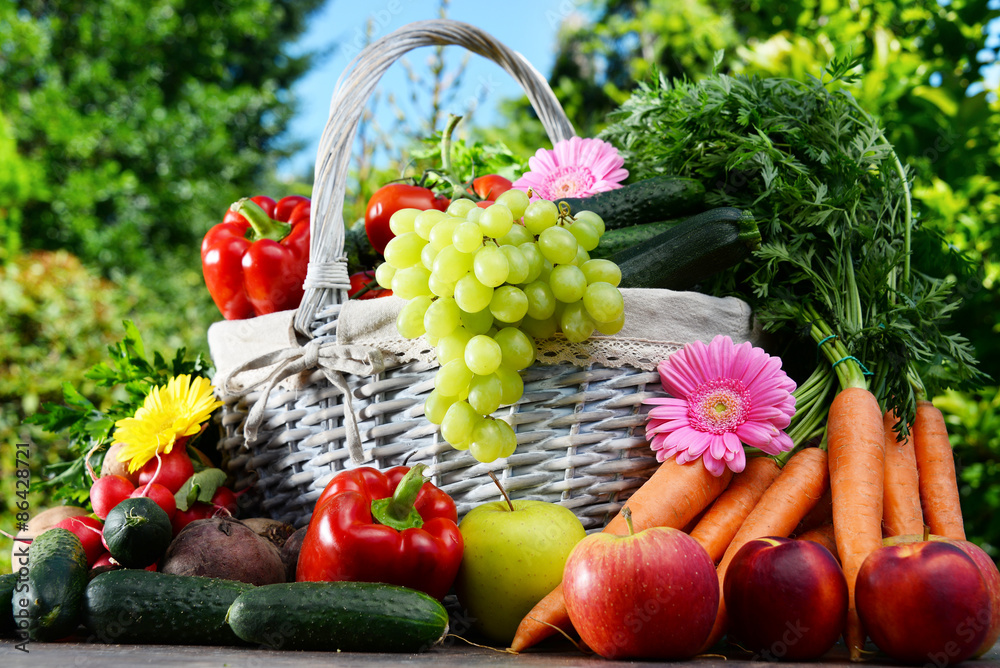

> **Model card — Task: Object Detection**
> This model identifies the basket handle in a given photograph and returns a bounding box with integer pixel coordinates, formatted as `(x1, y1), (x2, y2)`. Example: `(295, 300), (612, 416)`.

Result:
(294, 18), (576, 337)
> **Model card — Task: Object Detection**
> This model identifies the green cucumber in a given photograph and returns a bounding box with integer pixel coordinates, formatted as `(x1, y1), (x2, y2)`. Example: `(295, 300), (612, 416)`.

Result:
(13, 527), (88, 641)
(226, 581), (449, 652)
(615, 207), (761, 290)
(1, 573), (16, 636)
(103, 496), (173, 569)
(556, 175), (706, 230)
(590, 219), (681, 258)
(82, 569), (253, 645)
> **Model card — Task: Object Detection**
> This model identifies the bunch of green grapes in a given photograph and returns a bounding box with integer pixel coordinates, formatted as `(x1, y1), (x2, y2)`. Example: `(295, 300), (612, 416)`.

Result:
(376, 189), (625, 463)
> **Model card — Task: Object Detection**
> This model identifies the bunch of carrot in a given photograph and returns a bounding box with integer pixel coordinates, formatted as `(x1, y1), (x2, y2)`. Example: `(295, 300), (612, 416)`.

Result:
(509, 331), (967, 661)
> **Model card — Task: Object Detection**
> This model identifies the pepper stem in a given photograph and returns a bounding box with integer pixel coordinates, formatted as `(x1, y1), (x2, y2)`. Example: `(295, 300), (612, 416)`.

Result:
(370, 464), (427, 531)
(231, 198), (291, 242)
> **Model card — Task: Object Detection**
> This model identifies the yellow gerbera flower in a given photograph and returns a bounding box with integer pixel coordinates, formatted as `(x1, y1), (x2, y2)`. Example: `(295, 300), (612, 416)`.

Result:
(113, 374), (222, 473)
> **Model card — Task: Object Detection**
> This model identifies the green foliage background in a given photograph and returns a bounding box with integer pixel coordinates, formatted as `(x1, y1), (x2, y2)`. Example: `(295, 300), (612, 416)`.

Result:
(2, 0), (998, 572)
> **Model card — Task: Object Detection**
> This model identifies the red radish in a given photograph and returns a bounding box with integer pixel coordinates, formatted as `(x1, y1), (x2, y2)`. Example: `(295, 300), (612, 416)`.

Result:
(171, 502), (216, 536)
(90, 475), (136, 519)
(53, 516), (105, 566)
(211, 486), (239, 515)
(131, 482), (177, 520)
(92, 551), (157, 571)
(137, 447), (195, 494)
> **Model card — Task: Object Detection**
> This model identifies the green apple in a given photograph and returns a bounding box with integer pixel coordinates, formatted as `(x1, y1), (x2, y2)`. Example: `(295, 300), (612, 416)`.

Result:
(456, 497), (586, 644)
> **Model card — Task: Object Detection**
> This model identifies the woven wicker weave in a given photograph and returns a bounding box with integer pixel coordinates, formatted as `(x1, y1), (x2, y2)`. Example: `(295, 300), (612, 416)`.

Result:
(213, 19), (745, 529)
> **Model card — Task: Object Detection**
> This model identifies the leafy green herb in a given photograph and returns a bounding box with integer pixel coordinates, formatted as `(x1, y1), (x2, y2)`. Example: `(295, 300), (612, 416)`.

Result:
(26, 320), (212, 503)
(410, 116), (525, 191)
(601, 59), (987, 432)
(175, 468), (227, 512)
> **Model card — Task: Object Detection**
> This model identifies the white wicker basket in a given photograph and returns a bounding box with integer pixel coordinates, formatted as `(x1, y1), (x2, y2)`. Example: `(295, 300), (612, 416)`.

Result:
(209, 19), (757, 529)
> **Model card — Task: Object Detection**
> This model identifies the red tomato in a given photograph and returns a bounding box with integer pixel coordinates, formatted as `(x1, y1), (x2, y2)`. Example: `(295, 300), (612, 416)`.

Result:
(349, 270), (392, 299)
(471, 174), (513, 200)
(365, 184), (449, 255)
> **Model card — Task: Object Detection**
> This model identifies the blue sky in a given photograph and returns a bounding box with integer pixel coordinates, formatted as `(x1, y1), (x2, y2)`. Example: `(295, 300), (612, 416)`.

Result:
(279, 0), (586, 177)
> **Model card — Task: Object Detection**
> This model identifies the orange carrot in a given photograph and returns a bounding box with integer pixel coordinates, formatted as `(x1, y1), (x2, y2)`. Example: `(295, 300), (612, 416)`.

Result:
(881, 409), (924, 537)
(509, 457), (732, 652)
(793, 487), (832, 536)
(701, 446), (830, 651)
(912, 400), (965, 540)
(827, 386), (886, 662)
(689, 456), (782, 562)
(797, 521), (839, 562)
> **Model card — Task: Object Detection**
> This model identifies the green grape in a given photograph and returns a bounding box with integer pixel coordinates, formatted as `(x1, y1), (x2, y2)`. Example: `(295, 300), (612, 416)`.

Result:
(523, 199), (558, 235)
(428, 272), (457, 298)
(460, 307), (494, 335)
(473, 243), (509, 287)
(490, 285), (529, 323)
(389, 208), (420, 235)
(568, 219), (600, 252)
(573, 210), (606, 236)
(441, 400), (479, 447)
(465, 334), (503, 375)
(424, 389), (457, 425)
(549, 264), (587, 303)
(595, 310), (625, 336)
(453, 220), (484, 253)
(391, 264), (432, 300)
(454, 273), (494, 313)
(469, 418), (504, 463)
(498, 223), (533, 247)
(383, 231), (426, 269)
(414, 208), (447, 240)
(495, 364), (524, 405)
(520, 314), (558, 340)
(583, 282), (625, 323)
(436, 358), (474, 396)
(429, 218), (461, 251)
(495, 419), (517, 458)
(538, 226), (579, 264)
(496, 188), (529, 220)
(522, 280), (556, 320)
(432, 245), (475, 283)
(501, 245), (529, 284)
(420, 242), (439, 271)
(375, 262), (396, 289)
(495, 326), (535, 370)
(479, 203), (514, 238)
(447, 198), (477, 217)
(396, 295), (433, 339)
(572, 245), (591, 266)
(468, 373), (502, 415)
(465, 206), (484, 223)
(560, 300), (596, 343)
(519, 242), (544, 283)
(424, 296), (461, 339)
(581, 259), (622, 287)
(437, 327), (473, 365)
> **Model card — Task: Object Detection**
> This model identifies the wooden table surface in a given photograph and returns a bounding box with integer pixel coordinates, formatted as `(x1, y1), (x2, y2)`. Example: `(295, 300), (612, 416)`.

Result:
(3, 637), (999, 667)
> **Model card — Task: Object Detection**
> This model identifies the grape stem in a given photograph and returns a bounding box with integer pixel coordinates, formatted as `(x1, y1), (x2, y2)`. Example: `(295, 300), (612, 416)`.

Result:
(487, 470), (515, 511)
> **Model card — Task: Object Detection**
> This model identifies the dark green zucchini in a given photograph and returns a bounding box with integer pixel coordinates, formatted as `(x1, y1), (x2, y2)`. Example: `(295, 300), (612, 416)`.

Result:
(614, 207), (761, 290)
(82, 569), (253, 645)
(225, 581), (449, 652)
(556, 175), (705, 230)
(13, 527), (88, 641)
(590, 219), (681, 258)
(1, 573), (16, 636)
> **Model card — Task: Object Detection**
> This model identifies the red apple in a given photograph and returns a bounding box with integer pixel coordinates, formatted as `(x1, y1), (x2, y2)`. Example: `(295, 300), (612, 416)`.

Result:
(562, 521), (718, 660)
(857, 541), (991, 665)
(724, 536), (847, 660)
(884, 533), (1000, 658)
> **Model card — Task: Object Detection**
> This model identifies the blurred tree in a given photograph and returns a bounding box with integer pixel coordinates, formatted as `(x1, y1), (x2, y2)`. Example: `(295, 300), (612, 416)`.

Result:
(0, 0), (324, 275)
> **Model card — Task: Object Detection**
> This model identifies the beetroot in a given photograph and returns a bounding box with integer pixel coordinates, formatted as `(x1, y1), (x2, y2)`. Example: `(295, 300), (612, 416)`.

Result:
(160, 517), (285, 585)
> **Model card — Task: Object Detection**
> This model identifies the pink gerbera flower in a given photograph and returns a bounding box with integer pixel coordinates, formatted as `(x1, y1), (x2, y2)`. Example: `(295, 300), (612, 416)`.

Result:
(512, 136), (628, 200)
(644, 335), (797, 476)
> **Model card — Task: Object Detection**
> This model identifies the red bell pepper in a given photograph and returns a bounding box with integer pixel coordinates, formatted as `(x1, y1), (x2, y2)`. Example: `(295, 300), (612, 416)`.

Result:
(296, 464), (463, 600)
(201, 194), (311, 319)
